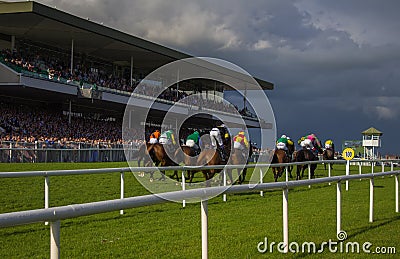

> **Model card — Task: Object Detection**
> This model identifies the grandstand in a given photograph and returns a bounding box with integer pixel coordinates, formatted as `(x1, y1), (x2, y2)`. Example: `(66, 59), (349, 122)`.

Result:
(0, 1), (274, 162)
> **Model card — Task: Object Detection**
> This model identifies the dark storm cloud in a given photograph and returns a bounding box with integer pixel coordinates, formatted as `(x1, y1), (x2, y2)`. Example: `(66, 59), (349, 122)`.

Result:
(9, 0), (399, 153)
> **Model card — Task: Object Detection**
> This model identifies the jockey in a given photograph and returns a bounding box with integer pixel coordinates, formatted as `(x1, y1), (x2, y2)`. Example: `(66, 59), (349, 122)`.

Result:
(210, 124), (227, 160)
(186, 130), (200, 152)
(233, 130), (249, 156)
(324, 139), (334, 150)
(149, 129), (160, 144)
(159, 129), (176, 153)
(276, 134), (289, 151)
(276, 134), (294, 155)
(300, 133), (322, 154)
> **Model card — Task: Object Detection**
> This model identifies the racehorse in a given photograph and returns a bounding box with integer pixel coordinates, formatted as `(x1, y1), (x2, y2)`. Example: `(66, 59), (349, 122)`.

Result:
(271, 149), (291, 182)
(227, 145), (251, 184)
(146, 143), (179, 181)
(293, 148), (318, 180)
(196, 135), (232, 187)
(174, 145), (198, 184)
(322, 146), (335, 170)
(131, 143), (178, 181)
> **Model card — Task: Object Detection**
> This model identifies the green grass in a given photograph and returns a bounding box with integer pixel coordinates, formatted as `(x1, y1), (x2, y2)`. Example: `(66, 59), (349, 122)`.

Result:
(0, 162), (399, 258)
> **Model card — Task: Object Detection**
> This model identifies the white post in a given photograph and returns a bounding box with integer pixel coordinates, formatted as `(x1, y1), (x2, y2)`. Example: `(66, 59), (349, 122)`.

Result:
(391, 162), (394, 172)
(346, 160), (349, 191)
(337, 181), (341, 235)
(9, 142), (12, 162)
(260, 168), (264, 197)
(359, 162), (362, 181)
(50, 220), (60, 259)
(371, 162), (374, 174)
(182, 172), (186, 208)
(282, 188), (289, 253)
(285, 166), (289, 183)
(308, 164), (311, 188)
(328, 164), (331, 185)
(223, 169), (227, 202)
(381, 162), (385, 173)
(369, 178), (374, 223)
(120, 172), (124, 215)
(45, 176), (50, 225)
(395, 175), (399, 213)
(201, 199), (208, 259)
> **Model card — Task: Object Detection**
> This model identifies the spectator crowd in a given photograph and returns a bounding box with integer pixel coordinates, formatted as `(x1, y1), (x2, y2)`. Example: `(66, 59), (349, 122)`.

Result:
(1, 41), (257, 117)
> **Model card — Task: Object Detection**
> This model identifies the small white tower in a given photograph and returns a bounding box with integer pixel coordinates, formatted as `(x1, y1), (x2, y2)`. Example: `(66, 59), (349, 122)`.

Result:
(362, 127), (383, 159)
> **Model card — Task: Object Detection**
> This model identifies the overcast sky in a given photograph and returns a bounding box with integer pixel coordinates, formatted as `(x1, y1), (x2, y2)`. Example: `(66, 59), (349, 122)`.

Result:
(16, 0), (400, 154)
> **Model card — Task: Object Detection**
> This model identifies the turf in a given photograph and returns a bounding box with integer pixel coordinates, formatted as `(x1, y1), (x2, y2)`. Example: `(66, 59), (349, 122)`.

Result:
(0, 162), (399, 258)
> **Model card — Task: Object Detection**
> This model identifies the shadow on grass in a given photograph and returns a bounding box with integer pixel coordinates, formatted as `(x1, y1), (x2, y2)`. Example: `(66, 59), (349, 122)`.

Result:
(290, 215), (400, 258)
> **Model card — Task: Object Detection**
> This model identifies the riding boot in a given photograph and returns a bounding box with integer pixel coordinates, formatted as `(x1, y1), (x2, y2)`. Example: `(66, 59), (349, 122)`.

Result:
(220, 147), (225, 161)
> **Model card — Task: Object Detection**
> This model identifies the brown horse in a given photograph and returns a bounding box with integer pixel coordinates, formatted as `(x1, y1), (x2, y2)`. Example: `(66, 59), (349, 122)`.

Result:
(293, 149), (318, 180)
(227, 147), (249, 184)
(146, 143), (180, 181)
(322, 146), (335, 170)
(271, 149), (290, 182)
(174, 145), (198, 184)
(196, 148), (223, 186)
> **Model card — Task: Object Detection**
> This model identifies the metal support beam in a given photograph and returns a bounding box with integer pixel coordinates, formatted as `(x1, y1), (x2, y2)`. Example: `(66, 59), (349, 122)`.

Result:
(282, 188), (289, 253)
(337, 181), (342, 235)
(201, 199), (208, 259)
(50, 220), (60, 259)
(120, 172), (124, 215)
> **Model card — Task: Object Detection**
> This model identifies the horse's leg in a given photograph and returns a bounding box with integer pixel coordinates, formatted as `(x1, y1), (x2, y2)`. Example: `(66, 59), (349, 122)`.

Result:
(273, 168), (278, 182)
(296, 165), (301, 180)
(203, 170), (211, 187)
(241, 168), (247, 184)
(311, 164), (317, 178)
(227, 169), (233, 185)
(173, 170), (179, 182)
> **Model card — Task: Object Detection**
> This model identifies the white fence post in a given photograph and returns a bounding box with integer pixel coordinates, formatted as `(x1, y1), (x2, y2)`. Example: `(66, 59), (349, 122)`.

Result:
(282, 188), (289, 253)
(182, 172), (186, 208)
(285, 166), (289, 183)
(337, 181), (341, 235)
(223, 169), (227, 202)
(346, 160), (350, 191)
(260, 168), (264, 197)
(50, 220), (60, 259)
(359, 162), (362, 181)
(328, 164), (331, 185)
(391, 162), (394, 172)
(45, 176), (49, 225)
(120, 172), (124, 215)
(369, 178), (374, 223)
(308, 164), (311, 188)
(201, 199), (208, 259)
(395, 175), (399, 213)
(371, 162), (374, 174)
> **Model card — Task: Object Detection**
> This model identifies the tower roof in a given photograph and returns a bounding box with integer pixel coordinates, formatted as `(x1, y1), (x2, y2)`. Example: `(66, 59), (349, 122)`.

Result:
(362, 127), (383, 136)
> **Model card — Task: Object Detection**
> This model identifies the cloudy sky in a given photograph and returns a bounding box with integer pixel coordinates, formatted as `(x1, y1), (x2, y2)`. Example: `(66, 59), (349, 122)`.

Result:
(16, 0), (400, 154)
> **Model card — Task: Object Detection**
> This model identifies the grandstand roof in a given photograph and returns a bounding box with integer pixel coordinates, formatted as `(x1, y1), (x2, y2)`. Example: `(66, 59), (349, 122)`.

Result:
(0, 1), (273, 91)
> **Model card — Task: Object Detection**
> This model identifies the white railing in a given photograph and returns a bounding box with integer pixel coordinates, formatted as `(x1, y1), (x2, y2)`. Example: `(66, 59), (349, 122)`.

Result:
(0, 159), (399, 259)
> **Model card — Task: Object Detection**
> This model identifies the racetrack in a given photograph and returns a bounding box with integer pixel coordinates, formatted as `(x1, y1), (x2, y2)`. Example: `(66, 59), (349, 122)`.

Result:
(0, 162), (398, 258)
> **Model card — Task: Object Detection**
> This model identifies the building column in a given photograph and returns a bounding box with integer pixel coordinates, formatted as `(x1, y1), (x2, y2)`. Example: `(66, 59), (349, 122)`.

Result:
(11, 35), (15, 50)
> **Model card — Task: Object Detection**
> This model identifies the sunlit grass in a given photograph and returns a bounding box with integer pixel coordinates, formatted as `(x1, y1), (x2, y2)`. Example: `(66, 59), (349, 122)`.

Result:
(0, 162), (399, 258)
